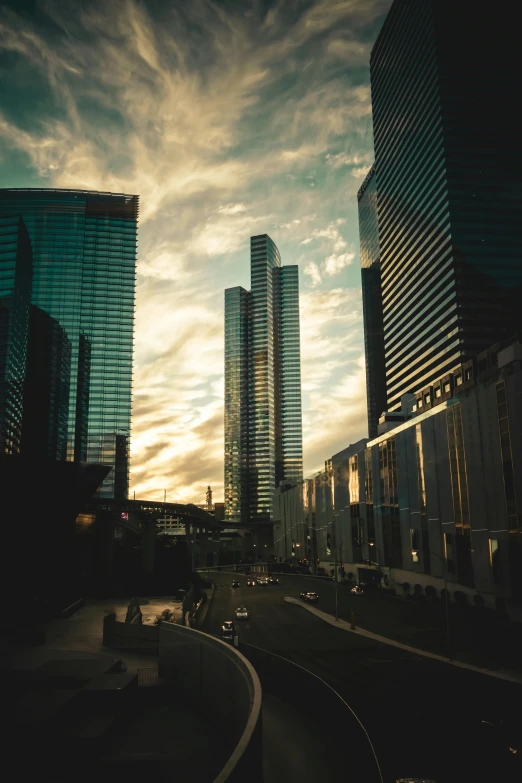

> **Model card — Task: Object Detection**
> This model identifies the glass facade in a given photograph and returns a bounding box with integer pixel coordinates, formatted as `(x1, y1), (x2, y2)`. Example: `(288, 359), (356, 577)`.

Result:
(370, 0), (522, 412)
(224, 234), (303, 523)
(357, 165), (387, 438)
(224, 286), (251, 522)
(0, 189), (138, 498)
(0, 215), (32, 454)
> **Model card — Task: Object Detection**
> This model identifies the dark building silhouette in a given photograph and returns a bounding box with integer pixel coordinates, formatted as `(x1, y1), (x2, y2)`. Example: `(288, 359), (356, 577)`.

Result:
(370, 0), (522, 411)
(0, 215), (32, 455)
(21, 306), (71, 460)
(358, 165), (387, 439)
(0, 189), (138, 497)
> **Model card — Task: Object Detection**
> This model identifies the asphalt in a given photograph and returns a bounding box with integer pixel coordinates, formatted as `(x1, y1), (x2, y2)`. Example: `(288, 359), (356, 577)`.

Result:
(203, 572), (522, 783)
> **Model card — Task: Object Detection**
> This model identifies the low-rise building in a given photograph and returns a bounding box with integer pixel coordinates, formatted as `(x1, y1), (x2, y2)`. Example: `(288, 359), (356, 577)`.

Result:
(274, 338), (521, 611)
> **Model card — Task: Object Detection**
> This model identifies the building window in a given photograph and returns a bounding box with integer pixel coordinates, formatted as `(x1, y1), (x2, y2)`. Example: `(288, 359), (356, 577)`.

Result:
(455, 374), (462, 386)
(489, 538), (501, 584)
(417, 398), (423, 408)
(496, 382), (518, 528)
(411, 529), (419, 562)
(443, 382), (451, 394)
(465, 368), (472, 381)
(444, 532), (455, 574)
(446, 404), (470, 529)
(435, 386), (442, 398)
(424, 394), (431, 405)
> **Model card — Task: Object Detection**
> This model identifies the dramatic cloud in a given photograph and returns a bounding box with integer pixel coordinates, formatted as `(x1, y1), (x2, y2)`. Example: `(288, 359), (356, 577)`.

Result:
(0, 0), (391, 502)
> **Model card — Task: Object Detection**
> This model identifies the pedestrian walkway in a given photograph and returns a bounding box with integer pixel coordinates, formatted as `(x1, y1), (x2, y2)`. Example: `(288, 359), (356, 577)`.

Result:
(284, 596), (522, 685)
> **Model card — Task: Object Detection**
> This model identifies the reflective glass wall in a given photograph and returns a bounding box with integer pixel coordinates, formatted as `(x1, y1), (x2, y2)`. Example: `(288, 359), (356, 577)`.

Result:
(0, 215), (32, 454)
(358, 166), (387, 438)
(0, 189), (138, 498)
(370, 0), (522, 412)
(224, 234), (303, 523)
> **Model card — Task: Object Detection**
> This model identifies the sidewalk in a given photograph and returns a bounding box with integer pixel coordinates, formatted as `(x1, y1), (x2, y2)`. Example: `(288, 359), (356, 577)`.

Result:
(284, 596), (522, 685)
(281, 573), (522, 676)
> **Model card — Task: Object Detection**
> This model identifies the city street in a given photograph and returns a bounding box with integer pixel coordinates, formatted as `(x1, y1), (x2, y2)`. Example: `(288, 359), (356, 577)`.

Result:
(203, 572), (522, 783)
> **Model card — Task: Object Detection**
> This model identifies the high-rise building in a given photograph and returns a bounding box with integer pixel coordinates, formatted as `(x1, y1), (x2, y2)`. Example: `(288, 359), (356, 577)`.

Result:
(369, 0), (522, 412)
(0, 189), (138, 498)
(224, 234), (303, 524)
(0, 215), (33, 454)
(357, 165), (387, 438)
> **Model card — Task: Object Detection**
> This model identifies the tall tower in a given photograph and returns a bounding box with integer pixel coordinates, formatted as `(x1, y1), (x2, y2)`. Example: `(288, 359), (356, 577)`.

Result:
(224, 234), (303, 524)
(0, 188), (138, 498)
(357, 165), (386, 439)
(369, 0), (522, 411)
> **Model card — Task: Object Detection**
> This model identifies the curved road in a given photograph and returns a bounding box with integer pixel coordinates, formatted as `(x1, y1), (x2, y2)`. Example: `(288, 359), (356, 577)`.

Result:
(203, 571), (522, 783)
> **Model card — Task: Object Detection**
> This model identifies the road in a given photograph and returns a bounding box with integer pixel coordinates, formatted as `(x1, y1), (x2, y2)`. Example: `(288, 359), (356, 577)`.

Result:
(203, 571), (522, 783)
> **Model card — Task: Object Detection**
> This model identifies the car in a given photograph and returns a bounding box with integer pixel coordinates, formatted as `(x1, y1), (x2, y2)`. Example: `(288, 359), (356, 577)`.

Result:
(351, 585), (364, 596)
(300, 591), (319, 603)
(256, 577), (268, 585)
(231, 580), (240, 588)
(268, 576), (279, 584)
(235, 606), (249, 620)
(247, 579), (256, 586)
(221, 620), (235, 641)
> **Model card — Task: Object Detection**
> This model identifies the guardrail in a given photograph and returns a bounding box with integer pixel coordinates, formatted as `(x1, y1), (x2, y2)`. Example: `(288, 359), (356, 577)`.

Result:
(159, 623), (263, 783)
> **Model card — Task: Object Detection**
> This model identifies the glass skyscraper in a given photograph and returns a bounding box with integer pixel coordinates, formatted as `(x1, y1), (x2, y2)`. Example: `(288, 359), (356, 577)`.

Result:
(369, 0), (522, 412)
(0, 189), (138, 498)
(224, 234), (303, 524)
(357, 165), (387, 438)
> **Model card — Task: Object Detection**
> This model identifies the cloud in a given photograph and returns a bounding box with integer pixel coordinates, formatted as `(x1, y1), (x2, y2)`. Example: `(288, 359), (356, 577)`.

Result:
(0, 0), (388, 501)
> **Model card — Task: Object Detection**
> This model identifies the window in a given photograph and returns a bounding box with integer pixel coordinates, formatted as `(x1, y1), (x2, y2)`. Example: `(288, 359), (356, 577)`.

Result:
(424, 394), (431, 405)
(465, 368), (472, 381)
(444, 532), (455, 574)
(410, 529), (420, 562)
(435, 386), (441, 398)
(443, 382), (451, 393)
(489, 538), (501, 584)
(455, 374), (462, 386)
(417, 398), (423, 408)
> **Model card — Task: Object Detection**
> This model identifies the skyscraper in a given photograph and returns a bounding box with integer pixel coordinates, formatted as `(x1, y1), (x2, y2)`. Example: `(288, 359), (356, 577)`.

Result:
(357, 165), (387, 439)
(224, 234), (303, 524)
(368, 0), (522, 412)
(0, 189), (138, 498)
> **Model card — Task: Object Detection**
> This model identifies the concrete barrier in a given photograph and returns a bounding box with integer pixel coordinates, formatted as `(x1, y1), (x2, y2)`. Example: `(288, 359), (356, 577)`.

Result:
(103, 613), (158, 654)
(159, 623), (263, 783)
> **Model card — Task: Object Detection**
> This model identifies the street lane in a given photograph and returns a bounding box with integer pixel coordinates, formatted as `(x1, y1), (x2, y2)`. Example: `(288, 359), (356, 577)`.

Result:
(204, 571), (522, 783)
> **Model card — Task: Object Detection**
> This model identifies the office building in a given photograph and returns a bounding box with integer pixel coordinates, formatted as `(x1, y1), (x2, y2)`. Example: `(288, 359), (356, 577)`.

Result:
(357, 165), (386, 438)
(225, 234), (303, 523)
(274, 336), (522, 607)
(369, 0), (522, 412)
(0, 215), (33, 455)
(0, 189), (138, 498)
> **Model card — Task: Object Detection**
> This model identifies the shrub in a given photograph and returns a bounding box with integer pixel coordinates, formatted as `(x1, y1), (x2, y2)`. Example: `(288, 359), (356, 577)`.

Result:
(473, 594), (485, 607)
(347, 572), (354, 582)
(453, 590), (468, 605)
(425, 585), (437, 600)
(402, 581), (410, 596)
(414, 583), (423, 595)
(440, 588), (451, 602)
(154, 608), (176, 625)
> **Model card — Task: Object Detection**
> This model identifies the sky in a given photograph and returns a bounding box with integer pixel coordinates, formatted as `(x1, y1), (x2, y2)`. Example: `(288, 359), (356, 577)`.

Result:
(0, 0), (392, 504)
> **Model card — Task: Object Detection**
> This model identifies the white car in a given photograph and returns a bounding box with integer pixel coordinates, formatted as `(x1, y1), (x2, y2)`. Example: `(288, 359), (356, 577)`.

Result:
(256, 576), (269, 585)
(221, 620), (235, 641)
(235, 606), (249, 620)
